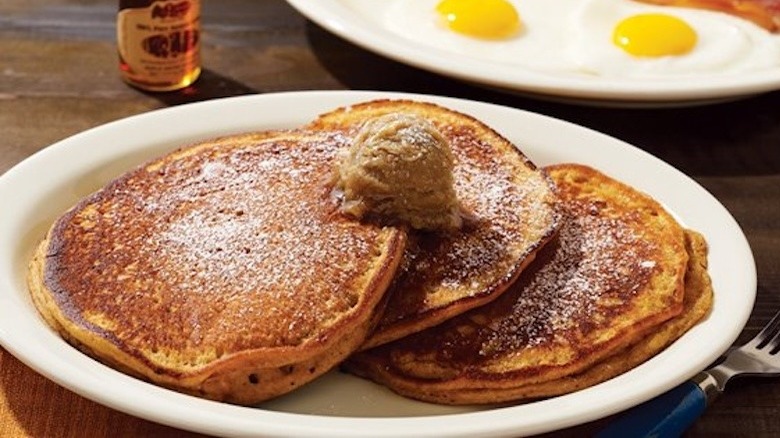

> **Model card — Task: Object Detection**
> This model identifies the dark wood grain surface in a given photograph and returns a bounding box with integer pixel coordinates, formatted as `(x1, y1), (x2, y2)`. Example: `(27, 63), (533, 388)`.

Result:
(1, 1), (778, 436)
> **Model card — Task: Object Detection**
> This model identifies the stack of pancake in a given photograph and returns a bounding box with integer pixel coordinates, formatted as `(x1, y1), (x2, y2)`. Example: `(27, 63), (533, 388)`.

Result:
(344, 162), (713, 404)
(27, 99), (712, 406)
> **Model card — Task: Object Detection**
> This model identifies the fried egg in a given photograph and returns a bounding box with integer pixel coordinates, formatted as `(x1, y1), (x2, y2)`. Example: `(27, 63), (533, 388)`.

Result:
(571, 0), (780, 78)
(375, 0), (579, 72)
(344, 0), (780, 79)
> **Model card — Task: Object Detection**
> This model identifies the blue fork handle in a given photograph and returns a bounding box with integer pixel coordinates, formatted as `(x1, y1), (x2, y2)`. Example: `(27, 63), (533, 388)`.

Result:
(595, 379), (708, 438)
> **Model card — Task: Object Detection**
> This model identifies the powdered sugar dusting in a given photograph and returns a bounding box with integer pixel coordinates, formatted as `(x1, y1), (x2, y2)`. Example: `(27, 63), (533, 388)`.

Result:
(396, 196), (662, 367)
(54, 132), (391, 354)
(481, 202), (658, 355)
(380, 124), (558, 321)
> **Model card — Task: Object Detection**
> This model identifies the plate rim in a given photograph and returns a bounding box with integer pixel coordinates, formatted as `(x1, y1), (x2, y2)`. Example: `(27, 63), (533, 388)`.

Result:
(0, 90), (757, 437)
(285, 0), (780, 104)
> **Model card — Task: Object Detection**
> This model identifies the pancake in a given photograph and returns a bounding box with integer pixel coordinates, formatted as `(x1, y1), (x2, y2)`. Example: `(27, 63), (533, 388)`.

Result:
(435, 229), (713, 404)
(28, 129), (406, 404)
(344, 163), (706, 404)
(309, 99), (561, 349)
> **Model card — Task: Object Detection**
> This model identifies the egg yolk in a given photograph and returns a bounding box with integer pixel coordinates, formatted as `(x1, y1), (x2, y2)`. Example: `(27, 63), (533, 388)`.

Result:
(436, 0), (521, 39)
(613, 14), (697, 57)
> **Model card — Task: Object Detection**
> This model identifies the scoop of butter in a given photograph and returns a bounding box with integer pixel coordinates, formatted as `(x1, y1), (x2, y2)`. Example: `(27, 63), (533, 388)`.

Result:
(335, 112), (462, 231)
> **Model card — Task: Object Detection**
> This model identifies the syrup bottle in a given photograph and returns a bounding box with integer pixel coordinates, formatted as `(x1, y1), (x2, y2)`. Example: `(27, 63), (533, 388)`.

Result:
(117, 0), (201, 91)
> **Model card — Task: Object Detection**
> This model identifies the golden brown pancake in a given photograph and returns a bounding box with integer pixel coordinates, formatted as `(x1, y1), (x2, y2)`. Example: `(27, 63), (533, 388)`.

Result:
(28, 129), (406, 405)
(309, 99), (561, 349)
(436, 229), (713, 404)
(353, 229), (712, 405)
(344, 164), (706, 404)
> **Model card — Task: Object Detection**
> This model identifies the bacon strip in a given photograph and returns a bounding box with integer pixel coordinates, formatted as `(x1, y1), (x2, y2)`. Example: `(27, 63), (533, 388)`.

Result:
(633, 0), (780, 32)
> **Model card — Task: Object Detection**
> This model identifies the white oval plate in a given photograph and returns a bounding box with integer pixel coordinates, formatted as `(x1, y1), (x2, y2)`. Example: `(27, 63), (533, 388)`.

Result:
(0, 91), (756, 437)
(285, 0), (780, 106)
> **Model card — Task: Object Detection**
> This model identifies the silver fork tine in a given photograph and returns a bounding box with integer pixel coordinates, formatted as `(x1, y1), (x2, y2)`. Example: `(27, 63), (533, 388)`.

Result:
(768, 335), (780, 355)
(765, 320), (780, 354)
(749, 311), (780, 350)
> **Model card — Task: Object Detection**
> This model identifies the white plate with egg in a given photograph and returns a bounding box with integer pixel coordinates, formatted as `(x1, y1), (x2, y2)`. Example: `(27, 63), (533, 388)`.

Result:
(286, 0), (780, 105)
(0, 91), (755, 436)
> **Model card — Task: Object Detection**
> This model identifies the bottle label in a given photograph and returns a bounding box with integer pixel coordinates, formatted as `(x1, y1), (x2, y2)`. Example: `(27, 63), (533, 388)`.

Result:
(118, 0), (200, 87)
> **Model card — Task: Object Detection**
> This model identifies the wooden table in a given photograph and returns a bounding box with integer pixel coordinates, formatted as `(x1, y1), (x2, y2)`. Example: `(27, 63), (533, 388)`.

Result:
(2, 1), (778, 436)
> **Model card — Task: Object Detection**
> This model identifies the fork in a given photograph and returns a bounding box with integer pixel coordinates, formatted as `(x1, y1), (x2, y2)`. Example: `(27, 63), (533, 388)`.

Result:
(597, 310), (780, 437)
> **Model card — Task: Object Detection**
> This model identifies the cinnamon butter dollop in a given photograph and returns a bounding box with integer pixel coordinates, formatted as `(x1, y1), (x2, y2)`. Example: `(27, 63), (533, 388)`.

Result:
(334, 112), (462, 231)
